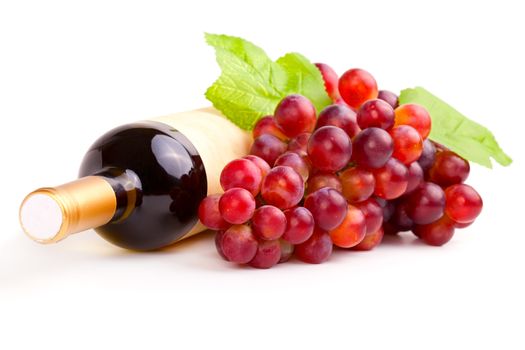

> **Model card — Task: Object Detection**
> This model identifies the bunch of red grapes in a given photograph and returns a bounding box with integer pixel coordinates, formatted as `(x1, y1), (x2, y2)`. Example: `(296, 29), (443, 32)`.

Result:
(198, 64), (483, 269)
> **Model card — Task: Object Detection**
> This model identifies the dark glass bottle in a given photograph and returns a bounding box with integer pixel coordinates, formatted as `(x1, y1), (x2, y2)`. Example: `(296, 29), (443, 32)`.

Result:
(19, 109), (251, 250)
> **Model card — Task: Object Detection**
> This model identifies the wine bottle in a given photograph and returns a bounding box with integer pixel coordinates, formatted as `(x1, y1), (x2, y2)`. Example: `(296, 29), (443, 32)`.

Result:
(19, 108), (251, 250)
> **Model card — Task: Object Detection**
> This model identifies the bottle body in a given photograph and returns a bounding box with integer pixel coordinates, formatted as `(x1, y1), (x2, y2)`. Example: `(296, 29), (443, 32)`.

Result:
(20, 108), (251, 250)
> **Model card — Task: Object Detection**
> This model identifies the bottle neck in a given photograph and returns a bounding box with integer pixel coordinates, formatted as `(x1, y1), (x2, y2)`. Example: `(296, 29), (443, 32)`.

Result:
(19, 169), (141, 244)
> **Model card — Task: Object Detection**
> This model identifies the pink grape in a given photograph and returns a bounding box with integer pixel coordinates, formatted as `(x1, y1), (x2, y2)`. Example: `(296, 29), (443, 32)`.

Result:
(250, 134), (287, 166)
(307, 126), (352, 172)
(249, 239), (281, 269)
(220, 225), (258, 263)
(316, 104), (360, 138)
(219, 188), (256, 224)
(252, 205), (287, 240)
(220, 158), (262, 196)
(274, 94), (317, 138)
(282, 207), (315, 244)
(304, 187), (348, 231)
(295, 227), (333, 264)
(198, 194), (230, 230)
(274, 151), (310, 182)
(261, 166), (304, 209)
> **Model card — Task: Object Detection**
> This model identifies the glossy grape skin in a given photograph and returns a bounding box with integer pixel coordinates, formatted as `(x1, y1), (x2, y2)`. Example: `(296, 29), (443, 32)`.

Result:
(405, 182), (446, 225)
(396, 104), (431, 138)
(304, 187), (348, 231)
(406, 161), (424, 194)
(316, 104), (360, 138)
(287, 132), (311, 157)
(249, 239), (281, 269)
(274, 152), (310, 182)
(282, 207), (315, 244)
(306, 172), (343, 195)
(220, 225), (258, 263)
(413, 215), (455, 246)
(274, 94), (317, 138)
(220, 158), (262, 196)
(445, 184), (483, 223)
(295, 227), (333, 264)
(394, 104), (432, 140)
(215, 230), (228, 261)
(219, 188), (256, 224)
(339, 167), (375, 203)
(390, 201), (414, 232)
(278, 239), (294, 263)
(198, 194), (230, 230)
(252, 205), (287, 240)
(329, 205), (366, 248)
(250, 134), (287, 166)
(378, 90), (399, 109)
(307, 126), (352, 172)
(352, 127), (394, 169)
(252, 116), (288, 141)
(261, 166), (304, 210)
(338, 68), (378, 109)
(429, 150), (470, 187)
(389, 125), (423, 165)
(418, 139), (437, 172)
(356, 99), (395, 130)
(243, 155), (271, 178)
(354, 198), (383, 234)
(315, 63), (340, 100)
(351, 226), (384, 251)
(372, 158), (408, 200)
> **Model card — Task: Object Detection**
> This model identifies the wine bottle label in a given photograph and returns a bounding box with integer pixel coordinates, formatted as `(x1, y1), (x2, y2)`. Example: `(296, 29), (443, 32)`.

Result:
(153, 108), (252, 239)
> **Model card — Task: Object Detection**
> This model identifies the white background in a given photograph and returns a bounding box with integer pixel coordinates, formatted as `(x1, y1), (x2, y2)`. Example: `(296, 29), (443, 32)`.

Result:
(1, 1), (524, 349)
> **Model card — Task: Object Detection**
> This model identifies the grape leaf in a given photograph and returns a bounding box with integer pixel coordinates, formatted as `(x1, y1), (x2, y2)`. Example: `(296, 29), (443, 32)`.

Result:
(399, 87), (512, 168)
(205, 33), (331, 130)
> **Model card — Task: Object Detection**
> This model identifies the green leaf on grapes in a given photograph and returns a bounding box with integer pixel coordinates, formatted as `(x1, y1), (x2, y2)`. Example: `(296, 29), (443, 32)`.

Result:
(205, 33), (332, 130)
(399, 87), (512, 168)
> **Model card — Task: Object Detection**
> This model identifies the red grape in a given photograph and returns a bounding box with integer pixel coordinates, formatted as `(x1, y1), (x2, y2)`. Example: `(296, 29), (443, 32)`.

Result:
(429, 150), (470, 187)
(295, 227), (333, 264)
(339, 167), (375, 203)
(354, 198), (383, 234)
(445, 184), (483, 223)
(352, 127), (394, 169)
(405, 182), (446, 225)
(306, 172), (343, 195)
(219, 188), (256, 224)
(356, 99), (395, 130)
(377, 90), (399, 109)
(351, 226), (384, 251)
(278, 239), (294, 263)
(413, 215), (455, 246)
(252, 205), (287, 240)
(215, 230), (228, 261)
(252, 115), (288, 141)
(394, 104), (432, 139)
(261, 166), (304, 210)
(220, 158), (262, 196)
(243, 155), (271, 178)
(316, 104), (360, 138)
(406, 161), (424, 194)
(198, 194), (230, 230)
(307, 126), (352, 172)
(389, 125), (423, 165)
(315, 63), (340, 100)
(249, 239), (281, 269)
(274, 94), (317, 138)
(372, 158), (408, 200)
(274, 151), (310, 182)
(304, 187), (348, 231)
(329, 205), (366, 248)
(250, 134), (287, 166)
(287, 132), (311, 157)
(338, 68), (378, 109)
(390, 200), (414, 232)
(418, 139), (436, 172)
(282, 207), (315, 244)
(220, 224), (258, 263)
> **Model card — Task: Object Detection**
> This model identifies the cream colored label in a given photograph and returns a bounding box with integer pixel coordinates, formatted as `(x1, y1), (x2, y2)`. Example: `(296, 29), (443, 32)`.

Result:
(152, 108), (252, 240)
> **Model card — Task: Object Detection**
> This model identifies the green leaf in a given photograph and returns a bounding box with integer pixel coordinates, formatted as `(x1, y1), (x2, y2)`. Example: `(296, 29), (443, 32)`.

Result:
(205, 33), (331, 130)
(399, 87), (512, 168)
